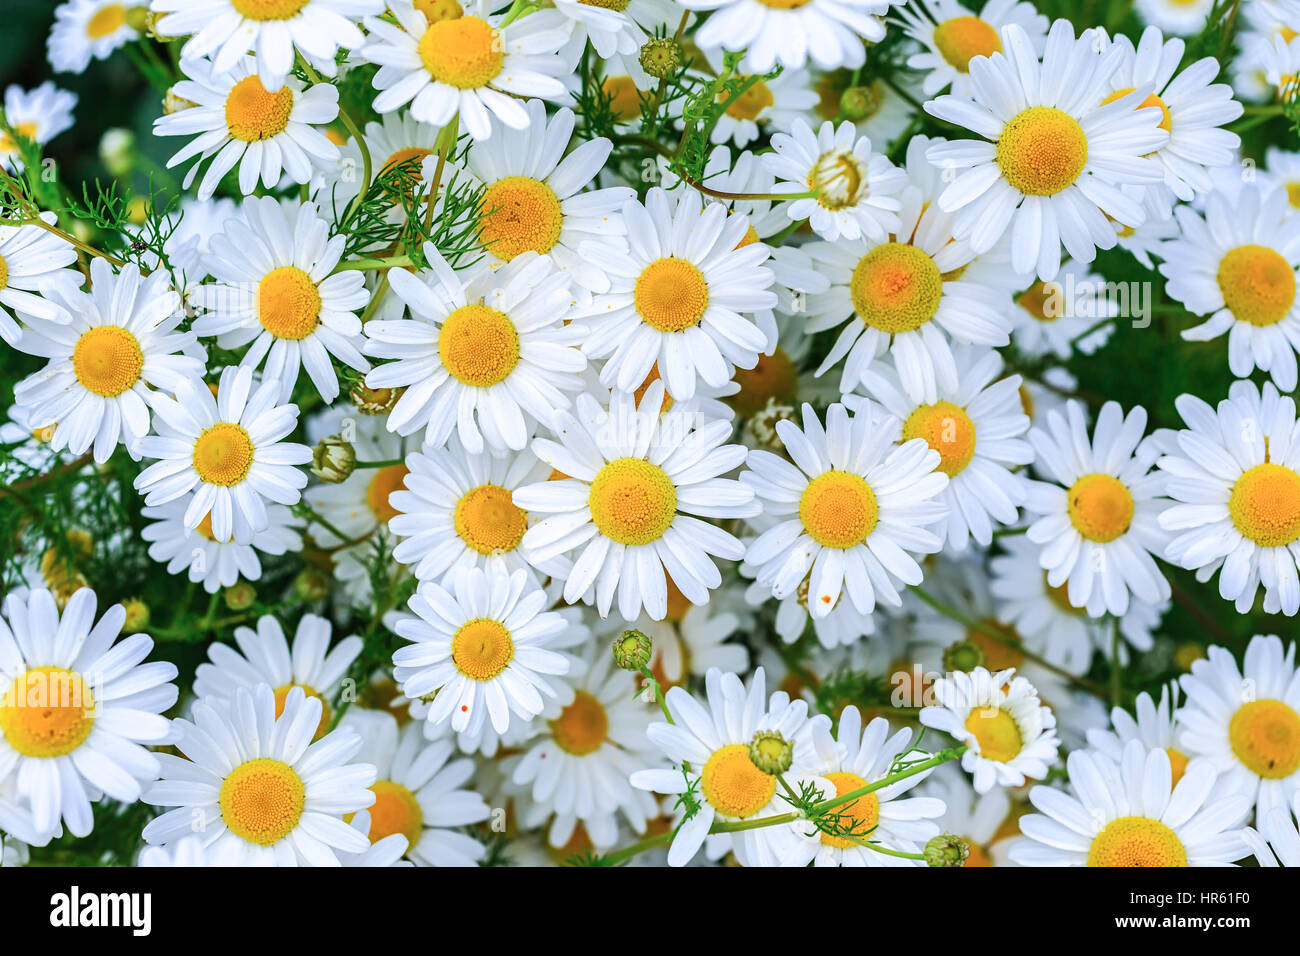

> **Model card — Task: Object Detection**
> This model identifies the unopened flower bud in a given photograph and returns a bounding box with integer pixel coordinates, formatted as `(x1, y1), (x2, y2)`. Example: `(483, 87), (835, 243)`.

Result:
(312, 435), (356, 483)
(943, 639), (985, 674)
(99, 129), (135, 178)
(293, 567), (331, 602)
(224, 581), (256, 611)
(1173, 642), (1205, 672)
(350, 383), (402, 415)
(639, 38), (682, 79)
(162, 87), (198, 115)
(612, 629), (653, 671)
(924, 834), (970, 867)
(747, 730), (792, 775)
(121, 598), (150, 634)
(839, 84), (882, 122)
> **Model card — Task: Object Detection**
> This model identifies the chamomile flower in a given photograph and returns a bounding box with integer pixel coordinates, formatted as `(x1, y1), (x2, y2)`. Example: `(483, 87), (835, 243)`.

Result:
(742, 558), (878, 649)
(704, 60), (818, 148)
(925, 20), (1169, 280)
(48, 0), (142, 74)
(513, 382), (759, 622)
(552, 0), (679, 63)
(1265, 146), (1300, 212)
(896, 0), (1048, 98)
(323, 110), (444, 221)
(0, 82), (77, 173)
(0, 212), (81, 346)
(1010, 740), (1251, 866)
(765, 118), (907, 242)
(133, 365), (312, 544)
(920, 665), (1060, 793)
(741, 401), (949, 618)
(1009, 259), (1120, 359)
(0, 588), (178, 838)
(365, 246), (586, 453)
(1022, 400), (1171, 617)
(137, 833), (255, 866)
(358, 1), (570, 141)
(392, 566), (577, 737)
(141, 684), (377, 866)
(922, 762), (1016, 866)
(189, 197), (370, 404)
(141, 498), (303, 593)
(1137, 0), (1214, 36)
(1087, 683), (1192, 785)
(465, 100), (634, 294)
(13, 259), (205, 464)
(155, 56), (341, 201)
(581, 187), (774, 401)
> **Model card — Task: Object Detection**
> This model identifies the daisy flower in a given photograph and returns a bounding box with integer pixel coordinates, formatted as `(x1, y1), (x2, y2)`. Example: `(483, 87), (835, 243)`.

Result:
(552, 0), (679, 63)
(0, 212), (81, 346)
(155, 56), (341, 201)
(141, 497), (303, 593)
(513, 382), (760, 622)
(137, 833), (255, 866)
(189, 197), (370, 404)
(134, 365), (312, 544)
(581, 187), (773, 401)
(465, 99), (634, 294)
(1009, 259), (1120, 359)
(1137, 0), (1214, 36)
(630, 666), (826, 867)
(742, 557), (878, 649)
(0, 82), (77, 172)
(47, 0), (142, 73)
(851, 346), (1033, 551)
(365, 246), (585, 453)
(925, 20), (1169, 280)
(1161, 184), (1300, 390)
(895, 0), (1048, 98)
(764, 118), (907, 242)
(1087, 683), (1192, 786)
(920, 665), (1060, 793)
(1264, 146), (1300, 212)
(141, 685), (377, 866)
(1022, 400), (1171, 617)
(358, 1), (570, 141)
(741, 400), (949, 618)
(703, 58), (818, 148)
(392, 566), (577, 737)
(151, 0), (385, 93)
(323, 110), (444, 222)
(922, 762), (1016, 866)
(1157, 380), (1300, 615)
(0, 588), (178, 838)
(1010, 740), (1251, 866)
(14, 259), (205, 464)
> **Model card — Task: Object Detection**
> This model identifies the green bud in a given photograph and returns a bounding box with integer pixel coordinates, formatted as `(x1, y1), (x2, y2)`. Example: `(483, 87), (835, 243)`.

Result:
(943, 639), (985, 674)
(223, 581), (257, 611)
(311, 435), (356, 483)
(612, 629), (653, 671)
(293, 567), (331, 603)
(350, 383), (402, 415)
(924, 834), (970, 867)
(121, 598), (150, 635)
(639, 38), (683, 80)
(99, 129), (135, 178)
(747, 730), (792, 775)
(839, 83), (882, 122)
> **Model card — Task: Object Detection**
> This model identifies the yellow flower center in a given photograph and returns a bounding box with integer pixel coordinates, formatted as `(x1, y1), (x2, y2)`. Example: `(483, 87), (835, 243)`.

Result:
(963, 839), (993, 866)
(819, 771), (881, 848)
(753, 0), (812, 7)
(414, 0), (464, 23)
(87, 3), (126, 38)
(1216, 244), (1296, 327)
(602, 75), (643, 121)
(700, 743), (776, 819)
(1287, 182), (1300, 210)
(933, 16), (1002, 72)
(728, 348), (799, 418)
(849, 243), (944, 334)
(799, 470), (879, 550)
(1228, 462), (1300, 547)
(809, 149), (866, 210)
(438, 304), (520, 387)
(362, 779), (424, 847)
(418, 17), (504, 90)
(477, 176), (564, 261)
(367, 464), (410, 525)
(1066, 473), (1134, 543)
(1102, 87), (1172, 132)
(964, 706), (1023, 762)
(0, 123), (37, 156)
(454, 483), (528, 554)
(224, 75), (295, 142)
(0, 667), (95, 758)
(1017, 280), (1065, 321)
(257, 266), (320, 340)
(192, 422), (255, 487)
(1087, 816), (1187, 867)
(272, 683), (332, 740)
(1229, 699), (1300, 779)
(219, 758), (306, 847)
(451, 618), (514, 681)
(550, 690), (609, 756)
(902, 400), (977, 476)
(587, 458), (677, 546)
(721, 79), (774, 121)
(996, 107), (1089, 196)
(634, 257), (710, 333)
(0, 254), (8, 288)
(1167, 748), (1189, 788)
(72, 325), (144, 397)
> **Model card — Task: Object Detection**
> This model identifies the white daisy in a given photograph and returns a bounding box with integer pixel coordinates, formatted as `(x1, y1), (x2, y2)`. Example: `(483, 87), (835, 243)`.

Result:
(552, 0), (679, 64)
(1009, 259), (1119, 360)
(137, 833), (257, 866)
(1087, 682), (1192, 786)
(0, 212), (81, 346)
(1137, 0), (1214, 36)
(742, 558), (878, 649)
(896, 0), (1048, 98)
(321, 109), (444, 223)
(48, 0), (142, 74)
(141, 497), (303, 593)
(921, 762), (1015, 866)
(702, 59), (818, 148)
(0, 82), (76, 172)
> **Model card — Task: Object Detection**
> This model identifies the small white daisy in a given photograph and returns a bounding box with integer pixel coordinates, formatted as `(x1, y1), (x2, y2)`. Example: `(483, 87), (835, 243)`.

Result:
(0, 82), (76, 172)
(1136, 0), (1214, 36)
(0, 212), (81, 346)
(896, 0), (1048, 98)
(141, 497), (303, 593)
(702, 58), (818, 148)
(1009, 259), (1120, 360)
(1087, 682), (1192, 786)
(48, 0), (141, 74)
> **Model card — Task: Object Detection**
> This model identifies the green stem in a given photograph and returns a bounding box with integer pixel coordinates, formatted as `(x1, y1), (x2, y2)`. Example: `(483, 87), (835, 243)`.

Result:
(299, 57), (370, 225)
(333, 254), (413, 273)
(354, 458), (403, 469)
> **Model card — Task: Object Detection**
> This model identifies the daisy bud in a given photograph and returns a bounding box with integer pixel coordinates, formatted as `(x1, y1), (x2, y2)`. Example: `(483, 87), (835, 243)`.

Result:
(349, 383), (402, 415)
(924, 834), (969, 868)
(144, 11), (177, 41)
(99, 129), (135, 178)
(311, 435), (356, 483)
(747, 730), (792, 775)
(839, 85), (881, 123)
(612, 629), (653, 671)
(223, 582), (256, 612)
(125, 6), (150, 33)
(1173, 643), (1206, 672)
(942, 639), (985, 674)
(121, 598), (150, 635)
(293, 568), (331, 603)
(639, 38), (682, 79)
(161, 88), (197, 115)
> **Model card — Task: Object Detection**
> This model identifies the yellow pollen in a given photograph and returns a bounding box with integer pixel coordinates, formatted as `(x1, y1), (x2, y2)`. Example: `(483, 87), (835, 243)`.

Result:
(602, 76), (643, 122)
(1167, 748), (1189, 788)
(257, 266), (320, 340)
(362, 779), (424, 847)
(0, 667), (95, 758)
(587, 458), (677, 546)
(232, 0), (309, 19)
(964, 706), (1023, 762)
(1017, 280), (1065, 321)
(72, 325), (144, 397)
(418, 17), (504, 90)
(1287, 182), (1300, 210)
(819, 771), (881, 848)
(633, 365), (675, 414)
(729, 349), (799, 418)
(1217, 244), (1296, 327)
(438, 304), (520, 387)
(902, 400), (977, 476)
(192, 422), (255, 487)
(721, 79), (774, 121)
(850, 243), (943, 334)
(634, 257), (709, 333)
(1067, 473), (1134, 543)
(86, 3), (126, 38)
(1230, 699), (1300, 779)
(451, 618), (514, 681)
(224, 75), (294, 142)
(1087, 816), (1187, 867)
(454, 483), (528, 554)
(219, 758), (306, 846)
(367, 464), (410, 525)
(414, 0), (464, 23)
(996, 107), (1089, 196)
(933, 16), (1001, 72)
(809, 150), (866, 210)
(195, 511), (220, 542)
(477, 176), (564, 261)
(1102, 87), (1172, 132)
(550, 690), (609, 755)
(1228, 463), (1300, 547)
(700, 743), (776, 819)
(272, 683), (332, 740)
(799, 471), (879, 550)
(753, 0), (812, 7)
(0, 123), (37, 156)
(0, 254), (7, 288)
